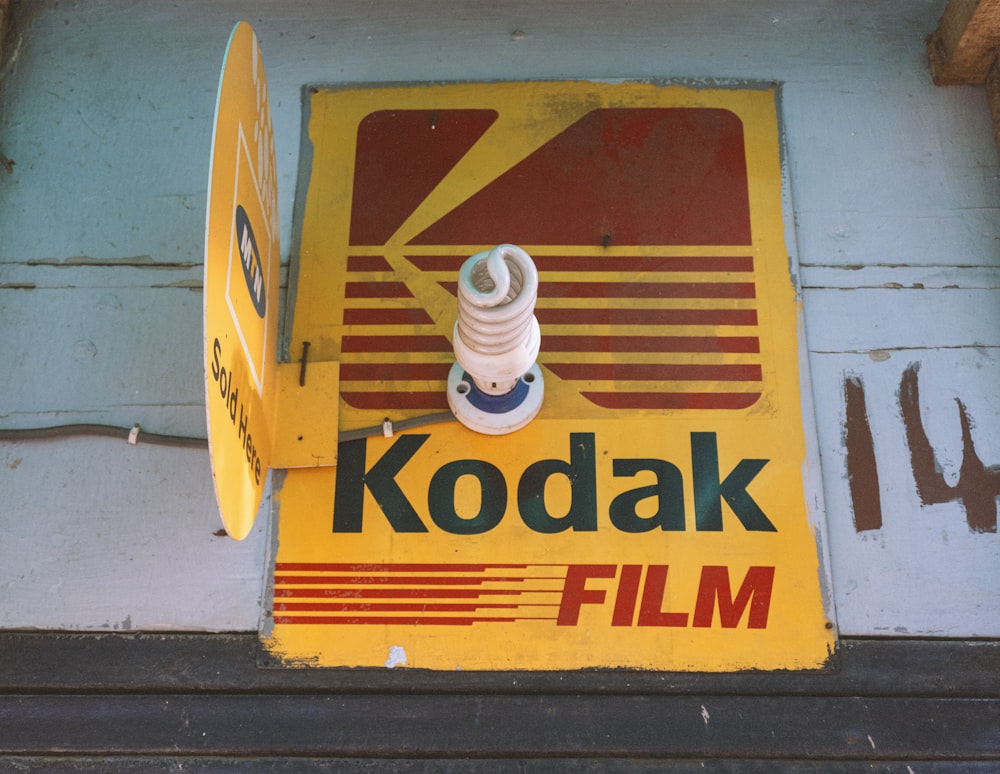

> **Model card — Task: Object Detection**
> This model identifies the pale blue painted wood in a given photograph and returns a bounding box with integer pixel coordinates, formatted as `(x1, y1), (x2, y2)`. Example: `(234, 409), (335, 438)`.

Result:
(0, 0), (996, 635)
(803, 287), (1000, 352)
(3, 1), (992, 271)
(810, 349), (1000, 636)
(0, 437), (269, 630)
(1, 283), (206, 435)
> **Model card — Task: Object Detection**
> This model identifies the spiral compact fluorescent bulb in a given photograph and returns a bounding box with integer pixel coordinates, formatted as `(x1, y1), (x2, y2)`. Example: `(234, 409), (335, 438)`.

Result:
(448, 244), (544, 435)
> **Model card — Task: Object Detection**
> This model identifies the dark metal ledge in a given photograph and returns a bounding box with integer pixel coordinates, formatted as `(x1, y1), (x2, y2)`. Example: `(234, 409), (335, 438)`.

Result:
(0, 633), (996, 768)
(1, 632), (997, 695)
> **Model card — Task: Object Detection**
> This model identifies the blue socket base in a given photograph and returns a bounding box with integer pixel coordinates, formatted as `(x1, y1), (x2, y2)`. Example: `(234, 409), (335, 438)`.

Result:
(447, 362), (544, 435)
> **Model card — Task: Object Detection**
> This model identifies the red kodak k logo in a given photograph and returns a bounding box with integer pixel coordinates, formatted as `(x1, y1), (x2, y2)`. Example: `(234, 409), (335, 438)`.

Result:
(330, 92), (764, 422)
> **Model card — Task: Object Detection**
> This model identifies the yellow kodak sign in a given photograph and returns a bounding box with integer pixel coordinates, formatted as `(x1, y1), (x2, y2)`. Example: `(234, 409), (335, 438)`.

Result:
(265, 81), (833, 670)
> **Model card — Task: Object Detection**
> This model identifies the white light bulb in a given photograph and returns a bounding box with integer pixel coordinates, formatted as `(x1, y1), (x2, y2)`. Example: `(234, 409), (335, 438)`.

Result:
(448, 244), (544, 435)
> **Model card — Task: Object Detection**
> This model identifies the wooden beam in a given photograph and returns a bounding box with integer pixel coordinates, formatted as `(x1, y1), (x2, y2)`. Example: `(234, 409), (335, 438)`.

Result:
(928, 0), (1000, 85)
(986, 56), (1000, 148)
(0, 0), (8, 62)
(929, 0), (1000, 160)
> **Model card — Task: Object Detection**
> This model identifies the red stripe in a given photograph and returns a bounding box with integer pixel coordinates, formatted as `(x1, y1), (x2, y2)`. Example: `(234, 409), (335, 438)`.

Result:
(274, 575), (535, 586)
(340, 363), (452, 381)
(408, 255), (753, 272)
(342, 335), (758, 355)
(543, 282), (756, 298)
(274, 615), (525, 625)
(544, 336), (760, 353)
(439, 281), (754, 299)
(582, 392), (762, 409)
(343, 307), (757, 327)
(341, 391), (450, 410)
(274, 588), (528, 599)
(342, 335), (452, 352)
(546, 363), (762, 381)
(343, 308), (435, 325)
(345, 281), (413, 298)
(274, 602), (523, 613)
(275, 563), (533, 572)
(347, 255), (394, 272)
(535, 308), (758, 326)
(537, 256), (754, 272)
(406, 255), (476, 271)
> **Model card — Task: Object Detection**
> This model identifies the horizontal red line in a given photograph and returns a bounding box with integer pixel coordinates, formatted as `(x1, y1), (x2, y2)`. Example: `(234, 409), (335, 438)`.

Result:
(274, 615), (556, 626)
(341, 391), (449, 410)
(275, 563), (533, 572)
(339, 363), (452, 381)
(582, 392), (762, 409)
(535, 308), (757, 326)
(347, 255), (394, 272)
(343, 308), (435, 325)
(343, 335), (759, 354)
(342, 308), (758, 328)
(546, 363), (762, 381)
(544, 282), (756, 299)
(345, 281), (413, 298)
(274, 588), (558, 599)
(274, 575), (540, 586)
(404, 256), (478, 271)
(439, 281), (755, 299)
(407, 255), (754, 272)
(274, 602), (524, 613)
(342, 335), (452, 352)
(544, 336), (760, 353)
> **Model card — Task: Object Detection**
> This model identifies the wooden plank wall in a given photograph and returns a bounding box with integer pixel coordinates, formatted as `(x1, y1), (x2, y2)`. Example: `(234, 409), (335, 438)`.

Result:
(0, 0), (997, 637)
(1, 0), (998, 767)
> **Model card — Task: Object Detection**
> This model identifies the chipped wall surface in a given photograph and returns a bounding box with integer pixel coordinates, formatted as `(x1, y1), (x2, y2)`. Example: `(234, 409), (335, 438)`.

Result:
(0, 0), (997, 637)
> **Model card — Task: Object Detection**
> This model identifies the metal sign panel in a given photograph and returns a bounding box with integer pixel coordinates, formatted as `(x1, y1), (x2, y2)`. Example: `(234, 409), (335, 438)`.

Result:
(204, 22), (280, 540)
(264, 81), (833, 669)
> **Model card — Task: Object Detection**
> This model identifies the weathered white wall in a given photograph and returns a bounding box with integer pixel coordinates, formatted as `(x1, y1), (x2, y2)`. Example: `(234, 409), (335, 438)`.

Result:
(0, 0), (997, 635)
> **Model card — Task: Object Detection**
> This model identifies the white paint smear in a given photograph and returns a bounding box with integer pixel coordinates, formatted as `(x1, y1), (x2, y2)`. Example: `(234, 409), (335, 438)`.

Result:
(385, 645), (407, 669)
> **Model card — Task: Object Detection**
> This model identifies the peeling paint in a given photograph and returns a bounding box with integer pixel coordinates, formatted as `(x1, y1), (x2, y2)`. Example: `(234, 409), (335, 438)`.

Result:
(25, 255), (196, 269)
(150, 279), (203, 290)
(385, 645), (407, 669)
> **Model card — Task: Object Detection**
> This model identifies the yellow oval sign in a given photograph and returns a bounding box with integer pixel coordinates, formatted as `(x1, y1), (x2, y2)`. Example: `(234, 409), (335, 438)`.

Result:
(204, 22), (280, 540)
